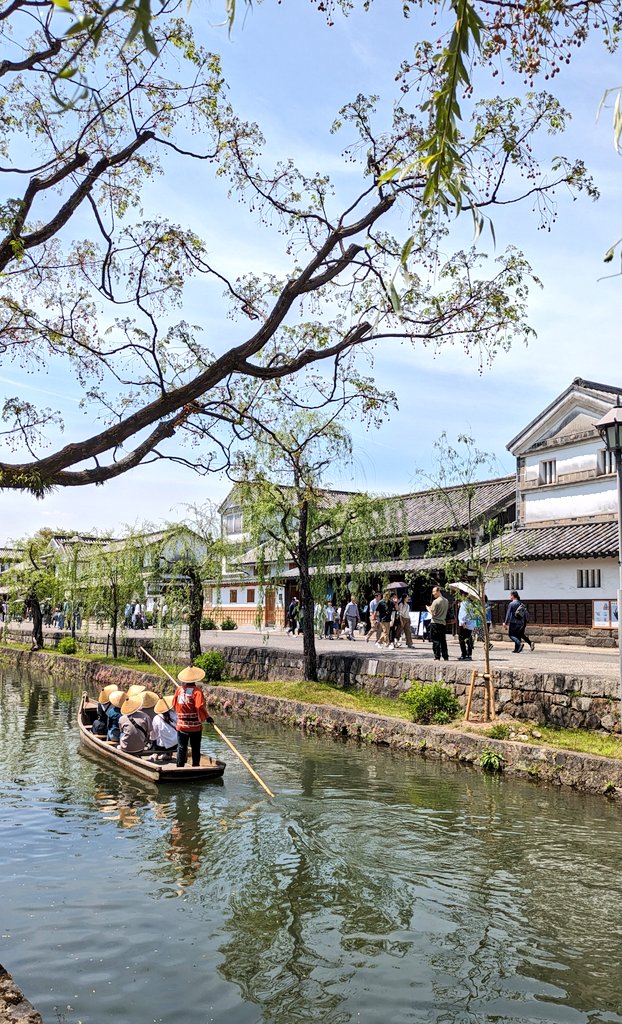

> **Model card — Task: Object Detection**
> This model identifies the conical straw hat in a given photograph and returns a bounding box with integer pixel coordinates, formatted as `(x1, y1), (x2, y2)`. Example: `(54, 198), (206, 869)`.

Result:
(97, 684), (118, 703)
(127, 684), (147, 697)
(121, 696), (143, 715)
(177, 666), (205, 683)
(108, 690), (127, 708)
(140, 690), (159, 709)
(154, 695), (175, 715)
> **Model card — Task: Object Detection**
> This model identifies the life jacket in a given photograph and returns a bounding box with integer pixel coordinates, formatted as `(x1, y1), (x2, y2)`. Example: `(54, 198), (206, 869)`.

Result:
(173, 683), (206, 733)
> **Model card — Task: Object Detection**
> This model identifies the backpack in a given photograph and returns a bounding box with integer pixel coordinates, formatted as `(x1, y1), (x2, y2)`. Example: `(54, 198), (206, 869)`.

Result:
(515, 602), (529, 623)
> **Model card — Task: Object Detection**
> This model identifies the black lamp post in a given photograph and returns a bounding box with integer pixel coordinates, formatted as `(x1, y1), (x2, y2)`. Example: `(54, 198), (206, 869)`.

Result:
(595, 396), (622, 728)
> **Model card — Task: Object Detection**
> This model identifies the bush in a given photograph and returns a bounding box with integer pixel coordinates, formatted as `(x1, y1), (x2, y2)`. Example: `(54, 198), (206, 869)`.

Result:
(57, 636), (78, 655)
(201, 617), (218, 630)
(400, 681), (461, 725)
(480, 748), (505, 773)
(193, 650), (226, 682)
(220, 617), (238, 631)
(487, 723), (511, 740)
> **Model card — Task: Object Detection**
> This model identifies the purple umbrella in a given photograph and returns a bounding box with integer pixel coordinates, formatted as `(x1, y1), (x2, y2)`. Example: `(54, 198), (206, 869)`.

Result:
(387, 581), (407, 590)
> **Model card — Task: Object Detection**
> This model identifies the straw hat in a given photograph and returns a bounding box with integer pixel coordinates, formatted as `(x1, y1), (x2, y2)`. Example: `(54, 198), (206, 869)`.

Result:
(154, 695), (175, 715)
(108, 690), (127, 708)
(177, 666), (205, 683)
(127, 684), (147, 697)
(97, 684), (118, 703)
(140, 690), (159, 709)
(120, 695), (143, 716)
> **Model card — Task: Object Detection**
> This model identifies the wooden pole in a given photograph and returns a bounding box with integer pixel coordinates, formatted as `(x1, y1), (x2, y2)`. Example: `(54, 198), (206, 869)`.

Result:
(139, 647), (275, 798)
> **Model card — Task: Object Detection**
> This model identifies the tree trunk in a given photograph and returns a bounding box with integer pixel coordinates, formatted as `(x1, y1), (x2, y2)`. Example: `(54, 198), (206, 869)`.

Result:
(298, 501), (318, 682)
(187, 568), (203, 662)
(30, 596), (43, 650)
(111, 585), (119, 659)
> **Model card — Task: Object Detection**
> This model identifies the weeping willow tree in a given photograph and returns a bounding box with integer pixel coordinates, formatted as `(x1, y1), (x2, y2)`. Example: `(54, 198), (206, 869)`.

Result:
(414, 433), (517, 681)
(231, 408), (399, 681)
(2, 530), (62, 649)
(82, 530), (147, 658)
(149, 512), (224, 662)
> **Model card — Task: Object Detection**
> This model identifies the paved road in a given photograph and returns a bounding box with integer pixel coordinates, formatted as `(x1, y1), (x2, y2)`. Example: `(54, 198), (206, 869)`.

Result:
(8, 622), (621, 682)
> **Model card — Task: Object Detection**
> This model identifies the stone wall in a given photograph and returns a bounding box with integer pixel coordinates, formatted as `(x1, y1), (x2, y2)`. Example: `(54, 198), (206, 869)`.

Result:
(1, 638), (619, 732)
(206, 644), (621, 733)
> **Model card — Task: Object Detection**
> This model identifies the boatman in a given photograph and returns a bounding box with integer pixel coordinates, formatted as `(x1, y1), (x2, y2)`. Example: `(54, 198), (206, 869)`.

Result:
(172, 666), (213, 768)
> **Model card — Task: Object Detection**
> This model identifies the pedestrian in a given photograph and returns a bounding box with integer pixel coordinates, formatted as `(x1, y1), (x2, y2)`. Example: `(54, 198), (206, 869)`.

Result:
(286, 596), (299, 634)
(426, 586), (449, 661)
(342, 594), (360, 640)
(172, 666), (213, 768)
(375, 593), (391, 648)
(389, 593), (401, 648)
(457, 598), (478, 660)
(398, 593), (414, 648)
(504, 591), (535, 653)
(365, 592), (382, 642)
(324, 599), (337, 638)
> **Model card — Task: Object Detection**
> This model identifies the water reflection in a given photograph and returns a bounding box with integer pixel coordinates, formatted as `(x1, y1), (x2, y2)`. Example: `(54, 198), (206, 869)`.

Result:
(2, 668), (622, 1024)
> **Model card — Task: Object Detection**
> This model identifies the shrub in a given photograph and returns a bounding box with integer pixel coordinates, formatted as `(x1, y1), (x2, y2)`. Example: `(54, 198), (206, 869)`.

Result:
(193, 650), (226, 682)
(57, 636), (78, 655)
(480, 748), (505, 773)
(220, 617), (238, 631)
(487, 723), (511, 740)
(400, 682), (461, 725)
(201, 617), (218, 630)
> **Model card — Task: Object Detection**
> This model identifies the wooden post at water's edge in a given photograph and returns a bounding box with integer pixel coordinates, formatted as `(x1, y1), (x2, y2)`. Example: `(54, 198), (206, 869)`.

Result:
(464, 669), (496, 723)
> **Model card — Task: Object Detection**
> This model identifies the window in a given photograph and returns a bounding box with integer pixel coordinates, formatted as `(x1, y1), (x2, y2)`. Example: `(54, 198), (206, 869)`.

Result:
(598, 449), (616, 475)
(577, 568), (601, 588)
(247, 588), (255, 603)
(223, 511), (243, 535)
(229, 589), (237, 604)
(503, 572), (524, 591)
(539, 459), (557, 485)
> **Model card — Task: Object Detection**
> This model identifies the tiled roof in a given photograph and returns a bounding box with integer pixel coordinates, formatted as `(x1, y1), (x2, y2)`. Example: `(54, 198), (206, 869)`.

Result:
(391, 476), (516, 536)
(485, 521), (619, 562)
(282, 556), (448, 579)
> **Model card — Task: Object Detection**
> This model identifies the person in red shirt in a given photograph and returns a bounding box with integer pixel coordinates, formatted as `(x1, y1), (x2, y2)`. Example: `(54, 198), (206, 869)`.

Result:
(172, 666), (213, 767)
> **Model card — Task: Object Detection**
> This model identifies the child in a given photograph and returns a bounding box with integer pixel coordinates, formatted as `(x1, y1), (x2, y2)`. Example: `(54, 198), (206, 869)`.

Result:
(172, 666), (213, 768)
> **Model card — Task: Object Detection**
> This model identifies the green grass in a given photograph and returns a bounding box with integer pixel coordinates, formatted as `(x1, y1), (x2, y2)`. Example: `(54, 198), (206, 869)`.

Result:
(219, 679), (412, 719)
(473, 721), (622, 761)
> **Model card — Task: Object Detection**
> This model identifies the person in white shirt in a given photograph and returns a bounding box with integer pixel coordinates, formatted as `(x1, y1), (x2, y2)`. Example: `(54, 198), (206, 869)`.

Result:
(342, 596), (360, 641)
(149, 695), (178, 762)
(324, 600), (337, 638)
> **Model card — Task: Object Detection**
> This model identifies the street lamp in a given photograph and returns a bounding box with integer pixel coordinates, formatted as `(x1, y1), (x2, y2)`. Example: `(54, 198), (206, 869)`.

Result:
(595, 396), (622, 728)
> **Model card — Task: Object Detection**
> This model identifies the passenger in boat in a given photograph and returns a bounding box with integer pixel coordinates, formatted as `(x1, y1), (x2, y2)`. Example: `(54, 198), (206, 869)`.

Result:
(92, 684), (118, 737)
(106, 690), (127, 743)
(139, 690), (159, 728)
(149, 695), (178, 762)
(118, 694), (153, 755)
(173, 666), (213, 768)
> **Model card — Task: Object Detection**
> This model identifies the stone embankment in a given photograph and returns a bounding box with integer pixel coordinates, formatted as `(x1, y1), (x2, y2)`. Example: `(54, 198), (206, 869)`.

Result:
(0, 965), (44, 1024)
(205, 644), (621, 733)
(3, 645), (622, 799)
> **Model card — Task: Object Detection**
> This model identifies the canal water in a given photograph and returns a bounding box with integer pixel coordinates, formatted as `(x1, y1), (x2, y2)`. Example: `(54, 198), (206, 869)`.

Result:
(1, 667), (622, 1024)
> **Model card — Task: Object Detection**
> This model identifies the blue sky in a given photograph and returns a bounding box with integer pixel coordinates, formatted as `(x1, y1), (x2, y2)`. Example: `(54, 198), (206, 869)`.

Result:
(3, 0), (622, 540)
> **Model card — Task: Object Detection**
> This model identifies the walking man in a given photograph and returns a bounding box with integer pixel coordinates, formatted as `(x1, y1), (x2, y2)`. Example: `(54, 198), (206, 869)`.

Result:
(427, 586), (449, 661)
(457, 598), (478, 660)
(343, 595), (360, 640)
(504, 591), (535, 653)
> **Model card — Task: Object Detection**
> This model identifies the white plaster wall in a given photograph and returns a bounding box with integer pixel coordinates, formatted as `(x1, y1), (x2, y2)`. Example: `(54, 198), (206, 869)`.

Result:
(524, 477), (617, 523)
(524, 442), (598, 479)
(485, 559), (618, 601)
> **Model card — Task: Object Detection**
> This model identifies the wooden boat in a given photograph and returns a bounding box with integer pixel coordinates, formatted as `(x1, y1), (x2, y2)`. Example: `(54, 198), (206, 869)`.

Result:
(78, 693), (226, 784)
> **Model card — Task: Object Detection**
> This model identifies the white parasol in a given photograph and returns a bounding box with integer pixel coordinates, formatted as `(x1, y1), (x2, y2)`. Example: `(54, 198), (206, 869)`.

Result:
(447, 581), (480, 601)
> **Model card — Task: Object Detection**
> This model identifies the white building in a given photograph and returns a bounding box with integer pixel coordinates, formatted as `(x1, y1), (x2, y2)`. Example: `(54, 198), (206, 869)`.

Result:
(485, 377), (620, 637)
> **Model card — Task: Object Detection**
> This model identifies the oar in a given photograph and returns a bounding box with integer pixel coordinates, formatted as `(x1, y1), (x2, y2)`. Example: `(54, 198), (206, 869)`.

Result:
(139, 647), (275, 798)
